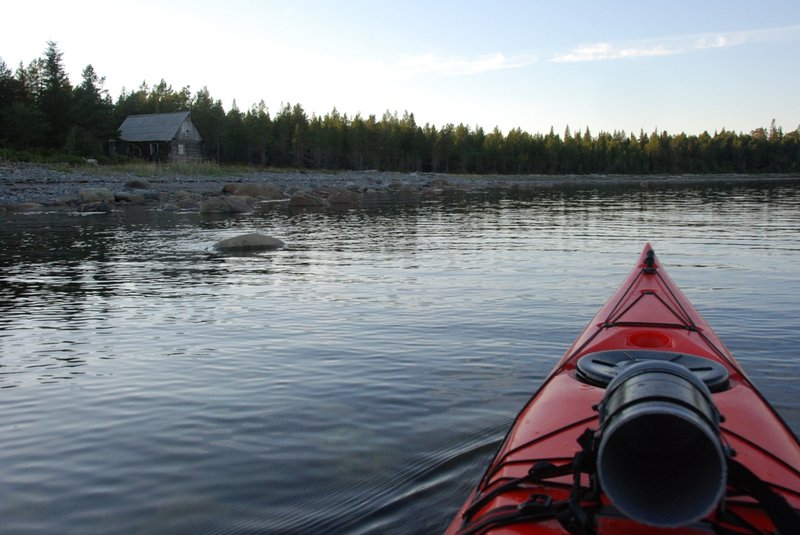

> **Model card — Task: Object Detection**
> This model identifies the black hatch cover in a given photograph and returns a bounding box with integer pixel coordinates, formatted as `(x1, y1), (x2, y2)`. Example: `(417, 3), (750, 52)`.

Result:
(576, 349), (730, 392)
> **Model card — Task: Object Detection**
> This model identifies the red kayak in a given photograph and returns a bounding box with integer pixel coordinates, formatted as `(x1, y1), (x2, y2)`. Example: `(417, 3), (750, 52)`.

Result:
(446, 244), (800, 534)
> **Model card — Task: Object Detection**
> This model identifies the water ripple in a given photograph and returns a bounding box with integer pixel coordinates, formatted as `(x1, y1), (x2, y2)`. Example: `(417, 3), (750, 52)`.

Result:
(1, 181), (799, 532)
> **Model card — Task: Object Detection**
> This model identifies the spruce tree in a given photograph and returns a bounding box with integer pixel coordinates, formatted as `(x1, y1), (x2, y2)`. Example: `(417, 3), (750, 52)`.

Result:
(38, 41), (73, 149)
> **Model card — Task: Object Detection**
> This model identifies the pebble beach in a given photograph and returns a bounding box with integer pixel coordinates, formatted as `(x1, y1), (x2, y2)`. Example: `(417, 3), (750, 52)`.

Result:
(0, 164), (485, 211)
(1, 163), (798, 213)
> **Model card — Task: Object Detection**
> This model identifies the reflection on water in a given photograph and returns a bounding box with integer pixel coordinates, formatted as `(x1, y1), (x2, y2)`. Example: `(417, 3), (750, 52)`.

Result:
(1, 180), (799, 532)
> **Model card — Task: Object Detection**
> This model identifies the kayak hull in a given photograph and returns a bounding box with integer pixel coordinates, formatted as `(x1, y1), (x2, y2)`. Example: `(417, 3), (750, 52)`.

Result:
(446, 244), (799, 534)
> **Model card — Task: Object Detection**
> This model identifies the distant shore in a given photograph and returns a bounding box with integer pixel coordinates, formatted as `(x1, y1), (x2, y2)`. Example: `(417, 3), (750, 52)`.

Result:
(1, 163), (799, 213)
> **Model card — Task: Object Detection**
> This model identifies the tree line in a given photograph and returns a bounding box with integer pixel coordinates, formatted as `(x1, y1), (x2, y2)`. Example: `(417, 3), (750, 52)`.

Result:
(1, 41), (798, 174)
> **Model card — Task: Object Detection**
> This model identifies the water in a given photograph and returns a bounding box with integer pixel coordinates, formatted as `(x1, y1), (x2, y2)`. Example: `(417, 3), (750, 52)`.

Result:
(1, 180), (799, 534)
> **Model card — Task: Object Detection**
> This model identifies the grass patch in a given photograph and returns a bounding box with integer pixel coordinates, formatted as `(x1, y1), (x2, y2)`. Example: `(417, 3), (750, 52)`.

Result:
(1, 149), (347, 178)
(101, 161), (241, 177)
(0, 147), (86, 165)
(100, 161), (315, 177)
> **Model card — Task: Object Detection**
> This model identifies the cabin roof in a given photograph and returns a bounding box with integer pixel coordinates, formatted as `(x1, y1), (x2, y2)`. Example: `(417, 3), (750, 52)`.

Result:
(118, 111), (192, 142)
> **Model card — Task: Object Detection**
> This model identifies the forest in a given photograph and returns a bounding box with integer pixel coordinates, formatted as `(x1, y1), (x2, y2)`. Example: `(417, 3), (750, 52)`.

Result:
(1, 41), (799, 175)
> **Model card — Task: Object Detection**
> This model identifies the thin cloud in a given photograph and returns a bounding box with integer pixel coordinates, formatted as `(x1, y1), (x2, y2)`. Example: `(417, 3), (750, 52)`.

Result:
(395, 52), (538, 77)
(553, 42), (674, 62)
(694, 35), (730, 50)
(551, 24), (800, 63)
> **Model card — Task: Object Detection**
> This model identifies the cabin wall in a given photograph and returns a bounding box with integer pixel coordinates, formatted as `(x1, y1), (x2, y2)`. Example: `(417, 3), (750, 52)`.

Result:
(121, 140), (171, 161)
(176, 117), (203, 142)
(170, 117), (203, 162)
(169, 139), (203, 162)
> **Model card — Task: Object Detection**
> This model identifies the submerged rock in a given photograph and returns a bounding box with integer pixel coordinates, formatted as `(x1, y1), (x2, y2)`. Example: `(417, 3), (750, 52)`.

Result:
(214, 233), (285, 252)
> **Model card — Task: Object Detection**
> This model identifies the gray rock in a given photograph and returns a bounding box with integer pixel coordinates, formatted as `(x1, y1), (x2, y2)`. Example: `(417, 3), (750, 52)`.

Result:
(214, 233), (285, 252)
(79, 201), (113, 213)
(200, 195), (253, 214)
(223, 183), (286, 200)
(289, 190), (329, 208)
(172, 190), (201, 201)
(80, 188), (115, 203)
(312, 186), (338, 197)
(19, 202), (45, 212)
(164, 190), (202, 209)
(328, 188), (363, 207)
(53, 193), (80, 206)
(115, 192), (147, 204)
(125, 179), (152, 190)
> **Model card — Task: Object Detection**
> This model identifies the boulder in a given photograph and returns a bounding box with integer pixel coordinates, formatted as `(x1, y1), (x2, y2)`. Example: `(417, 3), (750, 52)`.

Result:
(134, 190), (160, 201)
(223, 183), (286, 200)
(313, 186), (339, 197)
(200, 195), (253, 214)
(80, 188), (115, 203)
(125, 179), (151, 190)
(79, 201), (113, 213)
(172, 190), (201, 202)
(19, 202), (45, 212)
(362, 190), (393, 206)
(214, 233), (285, 252)
(164, 190), (202, 209)
(327, 188), (363, 207)
(53, 193), (80, 206)
(177, 200), (200, 210)
(115, 192), (147, 204)
(289, 190), (329, 208)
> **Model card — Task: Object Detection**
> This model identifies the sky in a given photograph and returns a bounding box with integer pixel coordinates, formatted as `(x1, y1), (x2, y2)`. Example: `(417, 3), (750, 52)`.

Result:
(3, 0), (800, 136)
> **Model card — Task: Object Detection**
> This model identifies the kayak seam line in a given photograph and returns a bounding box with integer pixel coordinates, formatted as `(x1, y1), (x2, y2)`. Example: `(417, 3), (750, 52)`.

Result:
(483, 415), (598, 484)
(654, 269), (697, 327)
(603, 269), (644, 321)
(722, 427), (800, 481)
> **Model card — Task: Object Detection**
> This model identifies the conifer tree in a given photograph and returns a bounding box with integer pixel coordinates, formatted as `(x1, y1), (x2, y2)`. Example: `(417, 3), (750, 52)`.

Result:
(38, 41), (73, 149)
(67, 65), (114, 156)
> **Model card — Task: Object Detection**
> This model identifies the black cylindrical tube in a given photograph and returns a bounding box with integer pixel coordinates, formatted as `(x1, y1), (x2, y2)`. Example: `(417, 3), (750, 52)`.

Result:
(596, 360), (726, 528)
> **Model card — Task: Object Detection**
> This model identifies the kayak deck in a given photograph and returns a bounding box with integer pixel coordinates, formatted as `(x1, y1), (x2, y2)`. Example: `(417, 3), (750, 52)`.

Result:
(446, 244), (800, 534)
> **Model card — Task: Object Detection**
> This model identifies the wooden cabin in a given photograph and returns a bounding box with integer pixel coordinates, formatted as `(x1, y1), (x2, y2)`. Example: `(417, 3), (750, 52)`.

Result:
(117, 111), (203, 162)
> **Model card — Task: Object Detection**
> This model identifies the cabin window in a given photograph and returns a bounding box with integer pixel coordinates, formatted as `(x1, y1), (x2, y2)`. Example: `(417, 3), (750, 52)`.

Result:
(178, 144), (185, 155)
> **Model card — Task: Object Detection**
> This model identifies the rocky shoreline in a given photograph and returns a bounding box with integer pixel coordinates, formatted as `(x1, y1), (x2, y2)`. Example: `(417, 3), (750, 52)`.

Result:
(1, 163), (798, 214)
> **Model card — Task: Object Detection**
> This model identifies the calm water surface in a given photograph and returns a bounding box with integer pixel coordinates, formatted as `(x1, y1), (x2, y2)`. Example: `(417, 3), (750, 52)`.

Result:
(1, 181), (799, 533)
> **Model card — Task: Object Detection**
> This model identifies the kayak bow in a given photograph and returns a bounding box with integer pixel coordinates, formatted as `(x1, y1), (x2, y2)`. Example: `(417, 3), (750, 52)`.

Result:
(446, 244), (800, 535)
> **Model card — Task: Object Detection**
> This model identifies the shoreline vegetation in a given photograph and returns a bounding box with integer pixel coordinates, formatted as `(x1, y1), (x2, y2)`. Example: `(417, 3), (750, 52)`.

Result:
(2, 42), (799, 177)
(2, 41), (799, 212)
